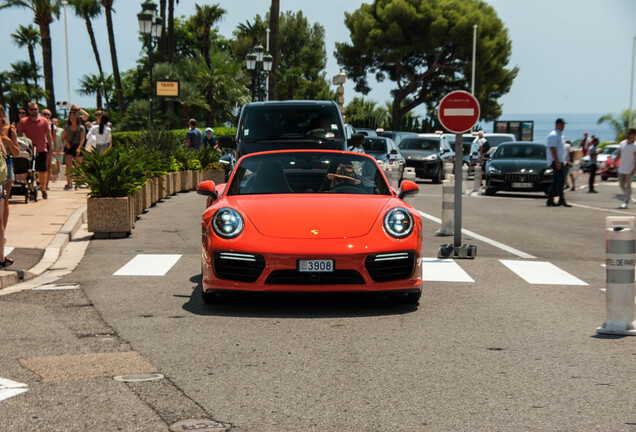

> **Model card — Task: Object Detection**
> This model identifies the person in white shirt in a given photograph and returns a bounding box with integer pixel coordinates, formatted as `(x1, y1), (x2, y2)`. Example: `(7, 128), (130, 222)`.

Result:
(86, 114), (112, 153)
(611, 128), (636, 209)
(546, 118), (571, 207)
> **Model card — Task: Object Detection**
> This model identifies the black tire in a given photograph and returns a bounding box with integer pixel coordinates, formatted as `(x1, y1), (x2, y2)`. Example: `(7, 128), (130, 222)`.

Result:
(484, 187), (496, 196)
(601, 175), (608, 181)
(32, 186), (38, 202)
(432, 164), (443, 184)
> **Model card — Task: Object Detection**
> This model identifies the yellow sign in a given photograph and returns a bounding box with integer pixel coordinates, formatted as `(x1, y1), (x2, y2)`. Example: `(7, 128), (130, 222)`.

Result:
(155, 80), (180, 97)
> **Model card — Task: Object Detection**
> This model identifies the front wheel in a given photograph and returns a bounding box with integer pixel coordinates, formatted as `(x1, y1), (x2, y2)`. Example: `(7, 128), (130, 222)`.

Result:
(432, 164), (444, 184)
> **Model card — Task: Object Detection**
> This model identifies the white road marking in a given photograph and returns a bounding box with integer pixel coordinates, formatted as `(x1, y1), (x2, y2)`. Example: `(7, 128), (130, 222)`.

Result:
(33, 283), (81, 291)
(418, 211), (536, 259)
(500, 260), (588, 286)
(0, 378), (28, 402)
(4, 247), (14, 256)
(113, 254), (182, 276)
(421, 258), (474, 282)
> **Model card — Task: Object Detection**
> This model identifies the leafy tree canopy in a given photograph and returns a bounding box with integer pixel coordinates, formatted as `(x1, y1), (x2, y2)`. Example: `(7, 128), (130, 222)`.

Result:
(335, 0), (518, 128)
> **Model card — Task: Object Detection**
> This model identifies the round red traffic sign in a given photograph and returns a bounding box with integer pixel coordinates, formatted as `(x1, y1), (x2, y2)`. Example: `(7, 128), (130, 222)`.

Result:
(437, 91), (480, 133)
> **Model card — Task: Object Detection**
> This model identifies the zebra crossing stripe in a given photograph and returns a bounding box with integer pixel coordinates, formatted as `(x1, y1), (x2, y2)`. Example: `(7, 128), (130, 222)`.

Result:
(421, 258), (474, 282)
(113, 254), (182, 276)
(500, 260), (588, 286)
(0, 378), (28, 402)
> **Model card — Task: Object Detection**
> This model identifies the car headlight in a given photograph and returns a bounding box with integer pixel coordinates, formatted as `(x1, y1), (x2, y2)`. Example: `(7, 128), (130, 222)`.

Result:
(426, 154), (438, 161)
(212, 208), (244, 239)
(487, 165), (502, 175)
(545, 168), (554, 174)
(384, 207), (414, 238)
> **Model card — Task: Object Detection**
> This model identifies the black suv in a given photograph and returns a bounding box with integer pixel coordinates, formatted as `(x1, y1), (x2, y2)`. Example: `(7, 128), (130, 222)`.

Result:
(220, 100), (363, 158)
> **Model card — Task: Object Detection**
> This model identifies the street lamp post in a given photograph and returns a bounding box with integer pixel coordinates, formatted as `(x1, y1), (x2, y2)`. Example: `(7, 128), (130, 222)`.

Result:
(245, 44), (273, 102)
(138, 0), (163, 128)
(62, 1), (70, 114)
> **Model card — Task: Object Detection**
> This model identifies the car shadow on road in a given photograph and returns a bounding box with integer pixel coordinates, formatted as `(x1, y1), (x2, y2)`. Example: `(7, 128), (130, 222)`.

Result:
(181, 275), (419, 318)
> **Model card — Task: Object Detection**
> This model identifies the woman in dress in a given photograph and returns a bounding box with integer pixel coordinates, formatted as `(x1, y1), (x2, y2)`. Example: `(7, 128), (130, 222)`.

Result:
(86, 114), (112, 153)
(62, 108), (86, 190)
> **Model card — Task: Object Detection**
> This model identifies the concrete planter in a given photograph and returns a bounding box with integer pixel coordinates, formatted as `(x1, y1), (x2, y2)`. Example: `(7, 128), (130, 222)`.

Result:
(180, 170), (193, 192)
(166, 173), (174, 196)
(193, 170), (202, 189)
(87, 196), (134, 238)
(172, 172), (180, 194)
(209, 170), (224, 185)
(134, 188), (143, 218)
(151, 178), (159, 204)
(144, 181), (152, 209)
(159, 175), (168, 200)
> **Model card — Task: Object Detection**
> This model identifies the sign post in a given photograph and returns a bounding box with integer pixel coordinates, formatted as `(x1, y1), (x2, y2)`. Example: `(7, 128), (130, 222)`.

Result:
(437, 90), (480, 259)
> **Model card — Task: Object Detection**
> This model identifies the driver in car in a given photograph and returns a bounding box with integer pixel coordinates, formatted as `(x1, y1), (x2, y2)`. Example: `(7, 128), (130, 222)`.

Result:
(327, 163), (361, 189)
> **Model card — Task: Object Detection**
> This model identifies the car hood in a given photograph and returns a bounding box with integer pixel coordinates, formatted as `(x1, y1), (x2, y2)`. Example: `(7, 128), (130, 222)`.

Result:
(401, 149), (436, 160)
(488, 159), (549, 172)
(230, 195), (393, 239)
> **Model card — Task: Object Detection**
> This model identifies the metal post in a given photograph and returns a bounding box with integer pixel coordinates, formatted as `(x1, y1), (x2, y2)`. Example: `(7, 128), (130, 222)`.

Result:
(454, 133), (463, 247)
(62, 1), (71, 109)
(471, 24), (477, 97)
(266, 28), (270, 101)
(148, 35), (154, 127)
(629, 35), (635, 129)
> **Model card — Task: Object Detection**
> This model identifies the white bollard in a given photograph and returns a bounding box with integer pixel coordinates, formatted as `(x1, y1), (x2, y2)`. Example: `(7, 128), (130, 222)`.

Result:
(597, 216), (636, 336)
(462, 165), (469, 195)
(403, 167), (416, 181)
(444, 163), (454, 181)
(472, 166), (482, 194)
(436, 176), (454, 236)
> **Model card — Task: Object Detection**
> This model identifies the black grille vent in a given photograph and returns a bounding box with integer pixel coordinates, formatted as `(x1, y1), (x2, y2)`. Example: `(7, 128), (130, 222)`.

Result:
(503, 172), (541, 183)
(213, 251), (265, 282)
(365, 251), (416, 282)
(265, 270), (364, 285)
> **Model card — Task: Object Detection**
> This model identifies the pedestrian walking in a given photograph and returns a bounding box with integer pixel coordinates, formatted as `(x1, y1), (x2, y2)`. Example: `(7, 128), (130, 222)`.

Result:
(50, 117), (62, 181)
(546, 118), (571, 207)
(12, 108), (26, 129)
(17, 102), (54, 199)
(184, 119), (203, 150)
(86, 114), (112, 153)
(564, 139), (575, 190)
(0, 106), (19, 239)
(587, 137), (599, 193)
(62, 108), (86, 191)
(611, 128), (636, 209)
(41, 109), (55, 190)
(580, 132), (590, 156)
(202, 128), (217, 150)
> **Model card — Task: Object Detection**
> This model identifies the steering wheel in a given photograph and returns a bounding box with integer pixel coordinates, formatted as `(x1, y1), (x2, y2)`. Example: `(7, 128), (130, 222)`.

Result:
(327, 183), (364, 194)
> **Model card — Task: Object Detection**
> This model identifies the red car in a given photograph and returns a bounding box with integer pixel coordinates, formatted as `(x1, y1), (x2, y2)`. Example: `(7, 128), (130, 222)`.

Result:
(599, 148), (620, 180)
(196, 149), (423, 305)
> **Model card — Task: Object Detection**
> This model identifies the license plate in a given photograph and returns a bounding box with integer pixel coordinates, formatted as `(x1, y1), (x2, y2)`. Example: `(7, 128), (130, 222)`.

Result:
(298, 259), (334, 272)
(512, 182), (533, 188)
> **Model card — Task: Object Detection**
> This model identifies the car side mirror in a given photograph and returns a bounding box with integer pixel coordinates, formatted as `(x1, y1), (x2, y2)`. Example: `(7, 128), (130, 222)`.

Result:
(196, 180), (218, 198)
(349, 133), (364, 148)
(218, 135), (235, 149)
(398, 180), (419, 200)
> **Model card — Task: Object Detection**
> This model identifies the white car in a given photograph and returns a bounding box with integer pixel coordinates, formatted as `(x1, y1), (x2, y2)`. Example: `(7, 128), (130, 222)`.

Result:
(580, 144), (619, 172)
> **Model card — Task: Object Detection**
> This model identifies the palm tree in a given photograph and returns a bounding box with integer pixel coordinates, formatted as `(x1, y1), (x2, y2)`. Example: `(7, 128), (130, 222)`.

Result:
(68, 0), (103, 73)
(9, 60), (40, 93)
(0, 71), (12, 113)
(0, 0), (60, 116)
(100, 0), (125, 114)
(598, 110), (636, 142)
(268, 0), (279, 100)
(10, 24), (41, 84)
(191, 3), (225, 69)
(166, 0), (179, 62)
(176, 81), (209, 128)
(77, 72), (112, 109)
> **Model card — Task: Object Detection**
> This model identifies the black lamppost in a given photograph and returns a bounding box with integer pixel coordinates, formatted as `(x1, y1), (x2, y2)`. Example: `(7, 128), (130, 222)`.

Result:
(246, 44), (273, 101)
(137, 0), (163, 127)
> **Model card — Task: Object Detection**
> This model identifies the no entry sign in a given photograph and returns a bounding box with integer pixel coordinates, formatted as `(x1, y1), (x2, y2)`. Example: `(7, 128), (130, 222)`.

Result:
(438, 91), (480, 133)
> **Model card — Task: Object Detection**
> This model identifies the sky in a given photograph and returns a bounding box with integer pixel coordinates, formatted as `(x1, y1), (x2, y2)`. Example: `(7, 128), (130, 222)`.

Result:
(0, 0), (634, 119)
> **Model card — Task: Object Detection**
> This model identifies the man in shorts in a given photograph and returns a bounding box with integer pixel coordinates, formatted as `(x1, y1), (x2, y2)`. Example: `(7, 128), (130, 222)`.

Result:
(18, 101), (54, 199)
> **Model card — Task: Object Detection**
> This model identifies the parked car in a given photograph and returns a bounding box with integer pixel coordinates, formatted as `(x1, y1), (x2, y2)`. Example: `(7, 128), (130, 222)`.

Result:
(355, 127), (378, 137)
(580, 144), (619, 173)
(363, 136), (406, 185)
(484, 141), (553, 195)
(377, 130), (418, 146)
(196, 149), (423, 305)
(599, 148), (620, 180)
(398, 134), (455, 183)
(443, 133), (479, 169)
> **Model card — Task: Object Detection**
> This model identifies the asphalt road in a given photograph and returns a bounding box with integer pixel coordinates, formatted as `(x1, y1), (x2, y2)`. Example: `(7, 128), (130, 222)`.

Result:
(1, 175), (636, 431)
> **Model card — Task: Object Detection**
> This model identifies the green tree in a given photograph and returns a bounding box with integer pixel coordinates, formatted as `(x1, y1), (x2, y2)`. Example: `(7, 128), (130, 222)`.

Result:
(268, 0), (279, 100)
(190, 3), (225, 68)
(77, 72), (113, 109)
(10, 24), (41, 84)
(231, 11), (332, 101)
(100, 0), (125, 114)
(176, 81), (209, 128)
(335, 0), (518, 129)
(598, 109), (636, 142)
(345, 97), (389, 129)
(68, 0), (103, 73)
(1, 0), (60, 116)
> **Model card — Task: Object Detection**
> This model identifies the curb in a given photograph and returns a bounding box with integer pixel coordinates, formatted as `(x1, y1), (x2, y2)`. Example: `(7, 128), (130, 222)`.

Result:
(0, 204), (87, 290)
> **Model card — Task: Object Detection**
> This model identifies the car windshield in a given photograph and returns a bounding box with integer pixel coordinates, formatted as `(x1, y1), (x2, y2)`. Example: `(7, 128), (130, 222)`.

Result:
(240, 105), (344, 141)
(362, 138), (388, 154)
(463, 143), (472, 155)
(399, 138), (440, 151)
(226, 152), (392, 196)
(492, 144), (546, 159)
(602, 146), (617, 155)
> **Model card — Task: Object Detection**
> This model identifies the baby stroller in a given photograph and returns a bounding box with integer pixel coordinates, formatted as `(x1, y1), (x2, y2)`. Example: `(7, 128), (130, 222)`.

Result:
(10, 136), (39, 203)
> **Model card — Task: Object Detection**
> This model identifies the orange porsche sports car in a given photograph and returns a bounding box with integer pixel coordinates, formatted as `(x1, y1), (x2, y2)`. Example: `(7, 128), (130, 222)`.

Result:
(196, 149), (423, 304)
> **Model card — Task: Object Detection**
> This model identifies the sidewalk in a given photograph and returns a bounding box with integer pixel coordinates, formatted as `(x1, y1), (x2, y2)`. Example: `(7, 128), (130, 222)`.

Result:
(0, 178), (88, 289)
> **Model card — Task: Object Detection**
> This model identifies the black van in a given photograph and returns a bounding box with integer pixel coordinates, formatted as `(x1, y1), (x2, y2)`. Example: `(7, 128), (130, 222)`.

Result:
(220, 100), (363, 157)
